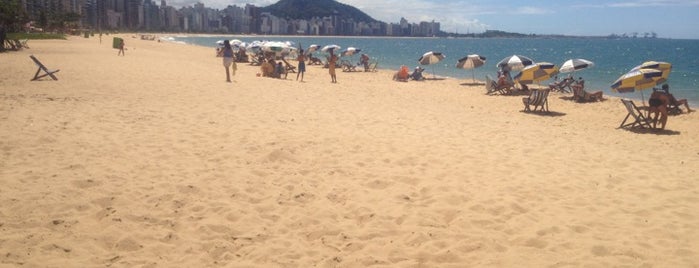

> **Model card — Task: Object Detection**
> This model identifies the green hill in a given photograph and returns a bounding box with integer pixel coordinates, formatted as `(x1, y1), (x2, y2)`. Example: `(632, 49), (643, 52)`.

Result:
(260, 0), (378, 22)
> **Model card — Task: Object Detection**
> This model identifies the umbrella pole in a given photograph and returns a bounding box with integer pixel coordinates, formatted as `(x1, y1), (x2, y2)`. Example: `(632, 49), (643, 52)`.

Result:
(432, 65), (436, 79)
(472, 69), (475, 83)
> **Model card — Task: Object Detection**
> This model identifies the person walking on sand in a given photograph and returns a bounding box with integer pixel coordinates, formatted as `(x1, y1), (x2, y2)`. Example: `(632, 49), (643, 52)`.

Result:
(328, 50), (338, 83)
(117, 39), (125, 56)
(296, 49), (306, 81)
(217, 40), (235, 82)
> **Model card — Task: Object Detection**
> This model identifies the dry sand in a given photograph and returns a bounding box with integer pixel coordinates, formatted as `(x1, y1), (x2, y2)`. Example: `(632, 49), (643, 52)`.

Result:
(1, 35), (698, 267)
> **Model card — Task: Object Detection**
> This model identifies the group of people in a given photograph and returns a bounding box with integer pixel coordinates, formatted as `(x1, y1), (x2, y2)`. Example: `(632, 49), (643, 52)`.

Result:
(647, 84), (693, 129)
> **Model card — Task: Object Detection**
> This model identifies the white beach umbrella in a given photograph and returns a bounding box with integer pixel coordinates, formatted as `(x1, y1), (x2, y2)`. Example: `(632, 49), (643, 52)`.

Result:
(341, 47), (361, 57)
(559, 58), (594, 73)
(307, 44), (321, 54)
(321, 44), (341, 53)
(497, 55), (534, 71)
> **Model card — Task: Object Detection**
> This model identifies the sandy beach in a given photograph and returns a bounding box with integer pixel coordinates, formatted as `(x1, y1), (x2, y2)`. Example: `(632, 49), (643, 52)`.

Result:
(1, 35), (698, 267)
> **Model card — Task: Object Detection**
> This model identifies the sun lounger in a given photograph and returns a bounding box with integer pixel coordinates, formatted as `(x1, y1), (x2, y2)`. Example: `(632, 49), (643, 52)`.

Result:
(619, 99), (653, 129)
(522, 88), (550, 112)
(29, 55), (59, 81)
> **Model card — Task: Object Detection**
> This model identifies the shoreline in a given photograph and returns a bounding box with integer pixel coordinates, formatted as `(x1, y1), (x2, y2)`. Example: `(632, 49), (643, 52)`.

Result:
(2, 34), (698, 267)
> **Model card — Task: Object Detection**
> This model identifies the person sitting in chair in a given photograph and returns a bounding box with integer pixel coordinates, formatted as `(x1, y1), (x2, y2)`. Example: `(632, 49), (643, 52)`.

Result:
(648, 89), (670, 129)
(410, 66), (425, 81)
(661, 84), (692, 113)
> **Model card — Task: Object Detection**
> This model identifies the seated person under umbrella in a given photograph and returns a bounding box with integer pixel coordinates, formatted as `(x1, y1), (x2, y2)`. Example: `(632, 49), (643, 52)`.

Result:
(411, 66), (425, 81)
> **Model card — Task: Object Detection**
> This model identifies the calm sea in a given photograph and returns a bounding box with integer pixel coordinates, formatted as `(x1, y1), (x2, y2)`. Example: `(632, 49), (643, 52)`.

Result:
(170, 35), (699, 105)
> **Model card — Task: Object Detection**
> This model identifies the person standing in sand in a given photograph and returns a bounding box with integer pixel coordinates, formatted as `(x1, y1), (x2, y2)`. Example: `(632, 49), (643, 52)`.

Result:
(296, 49), (306, 82)
(117, 39), (125, 56)
(328, 50), (338, 83)
(217, 40), (235, 82)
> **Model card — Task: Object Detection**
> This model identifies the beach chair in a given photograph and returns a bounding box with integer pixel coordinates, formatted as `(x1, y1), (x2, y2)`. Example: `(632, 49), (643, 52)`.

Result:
(281, 59), (296, 73)
(20, 39), (30, 49)
(29, 55), (59, 81)
(308, 56), (323, 65)
(340, 60), (357, 72)
(522, 88), (550, 112)
(366, 60), (378, 72)
(619, 99), (653, 129)
(485, 75), (512, 95)
(549, 77), (574, 93)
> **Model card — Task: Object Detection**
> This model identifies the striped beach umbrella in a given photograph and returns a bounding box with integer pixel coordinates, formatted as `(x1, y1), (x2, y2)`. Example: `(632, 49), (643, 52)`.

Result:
(497, 55), (534, 71)
(611, 68), (665, 93)
(419, 51), (445, 79)
(630, 61), (672, 80)
(456, 54), (486, 82)
(514, 62), (559, 84)
(321, 44), (341, 53)
(341, 47), (361, 57)
(559, 58), (594, 73)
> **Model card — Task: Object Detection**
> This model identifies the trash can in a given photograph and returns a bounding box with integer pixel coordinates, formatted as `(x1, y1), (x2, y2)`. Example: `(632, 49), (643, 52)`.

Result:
(112, 37), (123, 49)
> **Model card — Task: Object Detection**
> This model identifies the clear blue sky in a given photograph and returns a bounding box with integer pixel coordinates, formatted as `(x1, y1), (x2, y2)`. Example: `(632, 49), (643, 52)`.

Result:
(166, 0), (699, 39)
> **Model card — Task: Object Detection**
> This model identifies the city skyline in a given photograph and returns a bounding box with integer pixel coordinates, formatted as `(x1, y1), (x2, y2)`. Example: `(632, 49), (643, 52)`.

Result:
(165, 0), (699, 39)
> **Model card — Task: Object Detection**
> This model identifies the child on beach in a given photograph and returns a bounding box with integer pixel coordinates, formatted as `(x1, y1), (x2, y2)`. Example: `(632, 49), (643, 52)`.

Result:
(117, 39), (125, 56)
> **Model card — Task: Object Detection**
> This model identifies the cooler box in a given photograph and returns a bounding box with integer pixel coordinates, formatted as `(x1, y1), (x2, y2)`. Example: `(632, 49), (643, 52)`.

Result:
(112, 37), (123, 49)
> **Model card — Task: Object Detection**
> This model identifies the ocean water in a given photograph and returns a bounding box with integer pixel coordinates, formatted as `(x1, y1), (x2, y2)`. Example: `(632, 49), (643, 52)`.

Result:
(170, 35), (699, 105)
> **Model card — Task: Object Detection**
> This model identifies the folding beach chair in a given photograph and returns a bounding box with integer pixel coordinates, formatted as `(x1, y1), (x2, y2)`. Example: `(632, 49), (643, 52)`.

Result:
(29, 55), (60, 81)
(619, 99), (653, 129)
(522, 88), (550, 112)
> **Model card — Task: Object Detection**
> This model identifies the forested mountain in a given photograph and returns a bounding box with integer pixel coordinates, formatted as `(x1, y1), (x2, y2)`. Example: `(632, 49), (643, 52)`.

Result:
(260, 0), (378, 23)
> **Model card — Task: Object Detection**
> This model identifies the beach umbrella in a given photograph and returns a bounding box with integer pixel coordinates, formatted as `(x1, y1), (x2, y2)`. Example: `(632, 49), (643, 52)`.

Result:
(307, 44), (321, 54)
(514, 62), (559, 84)
(419, 51), (445, 79)
(497, 55), (534, 71)
(456, 54), (486, 82)
(630, 61), (672, 80)
(215, 40), (225, 46)
(611, 68), (665, 105)
(419, 51), (445, 65)
(341, 47), (361, 57)
(560, 58), (594, 73)
(321, 44), (341, 53)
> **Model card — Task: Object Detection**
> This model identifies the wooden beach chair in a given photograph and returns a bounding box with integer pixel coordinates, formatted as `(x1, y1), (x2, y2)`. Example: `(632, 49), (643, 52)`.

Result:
(522, 88), (550, 112)
(281, 58), (296, 73)
(485, 75), (512, 95)
(618, 99), (653, 129)
(29, 55), (60, 81)
(340, 60), (357, 72)
(366, 60), (378, 72)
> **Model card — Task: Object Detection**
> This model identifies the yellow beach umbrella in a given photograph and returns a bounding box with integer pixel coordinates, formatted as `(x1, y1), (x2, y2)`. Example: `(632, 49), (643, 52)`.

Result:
(611, 68), (665, 93)
(630, 61), (672, 80)
(514, 62), (559, 84)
